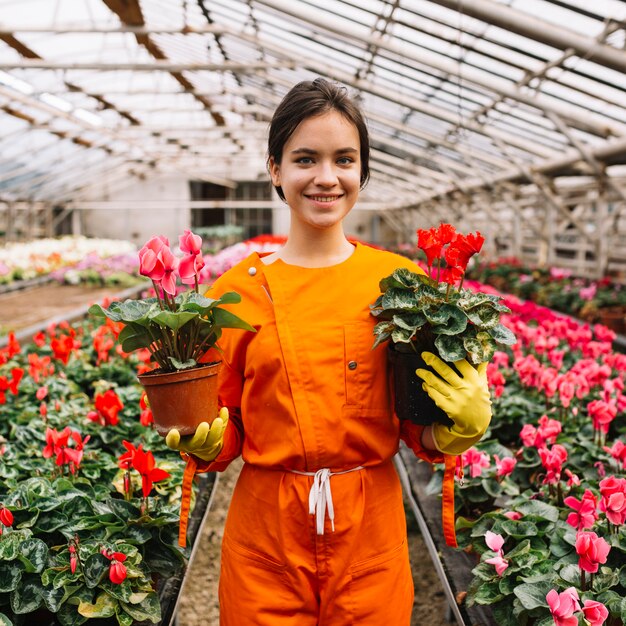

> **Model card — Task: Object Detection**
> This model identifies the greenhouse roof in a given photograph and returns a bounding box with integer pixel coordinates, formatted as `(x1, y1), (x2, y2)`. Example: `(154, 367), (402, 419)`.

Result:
(0, 0), (625, 208)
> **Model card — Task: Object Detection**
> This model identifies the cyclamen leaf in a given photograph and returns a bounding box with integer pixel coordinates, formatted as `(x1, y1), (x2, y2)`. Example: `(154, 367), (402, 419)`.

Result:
(10, 576), (44, 614)
(465, 303), (500, 329)
(212, 307), (256, 332)
(379, 268), (424, 292)
(392, 312), (426, 331)
(118, 323), (152, 352)
(513, 581), (554, 610)
(463, 332), (496, 364)
(381, 288), (420, 311)
(168, 357), (197, 370)
(149, 310), (198, 330)
(78, 592), (117, 618)
(391, 327), (415, 344)
(0, 613), (12, 626)
(427, 305), (467, 335)
(17, 539), (48, 573)
(434, 335), (466, 362)
(488, 323), (517, 346)
(0, 563), (22, 593)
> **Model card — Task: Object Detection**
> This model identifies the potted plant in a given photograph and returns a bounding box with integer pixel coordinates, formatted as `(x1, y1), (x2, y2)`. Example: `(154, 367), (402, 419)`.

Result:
(89, 231), (255, 437)
(370, 223), (516, 425)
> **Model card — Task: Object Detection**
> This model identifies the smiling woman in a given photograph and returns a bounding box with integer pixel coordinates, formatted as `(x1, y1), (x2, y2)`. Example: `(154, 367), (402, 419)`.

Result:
(162, 77), (492, 626)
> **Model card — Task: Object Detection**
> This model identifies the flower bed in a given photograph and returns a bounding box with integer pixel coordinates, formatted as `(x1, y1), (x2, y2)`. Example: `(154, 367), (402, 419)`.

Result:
(0, 315), (202, 626)
(468, 259), (626, 335)
(426, 286), (626, 626)
(0, 237), (137, 287)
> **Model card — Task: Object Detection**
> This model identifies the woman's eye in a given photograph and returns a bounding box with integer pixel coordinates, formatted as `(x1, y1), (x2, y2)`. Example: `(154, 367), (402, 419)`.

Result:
(296, 157), (313, 164)
(337, 157), (354, 165)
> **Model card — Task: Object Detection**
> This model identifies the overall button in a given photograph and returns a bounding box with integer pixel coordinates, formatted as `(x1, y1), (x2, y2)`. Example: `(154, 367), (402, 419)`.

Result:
(248, 267), (257, 276)
(348, 361), (358, 370)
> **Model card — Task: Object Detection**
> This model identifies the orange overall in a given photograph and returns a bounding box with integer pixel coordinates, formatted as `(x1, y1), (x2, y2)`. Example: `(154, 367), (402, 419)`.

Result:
(196, 243), (444, 625)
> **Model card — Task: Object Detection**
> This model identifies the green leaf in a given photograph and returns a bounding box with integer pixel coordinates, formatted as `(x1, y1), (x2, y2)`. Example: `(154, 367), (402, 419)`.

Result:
(0, 533), (21, 560)
(465, 303), (501, 329)
(472, 581), (504, 605)
(488, 323), (517, 346)
(513, 581), (553, 610)
(428, 304), (468, 336)
(434, 334), (466, 362)
(391, 327), (416, 344)
(0, 613), (13, 626)
(379, 268), (423, 291)
(17, 538), (48, 573)
(120, 591), (161, 623)
(558, 563), (580, 586)
(515, 500), (559, 523)
(10, 575), (44, 614)
(392, 313), (426, 331)
(0, 563), (23, 593)
(83, 554), (109, 589)
(216, 291), (242, 305)
(500, 520), (538, 540)
(118, 323), (152, 351)
(149, 309), (198, 330)
(381, 288), (420, 311)
(168, 357), (198, 370)
(464, 331), (496, 364)
(78, 592), (117, 618)
(106, 498), (141, 521)
(56, 602), (89, 626)
(115, 610), (134, 626)
(372, 321), (394, 349)
(212, 307), (256, 332)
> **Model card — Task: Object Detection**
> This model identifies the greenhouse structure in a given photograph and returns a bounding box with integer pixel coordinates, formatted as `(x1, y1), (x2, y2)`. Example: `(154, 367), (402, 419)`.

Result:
(0, 1), (625, 625)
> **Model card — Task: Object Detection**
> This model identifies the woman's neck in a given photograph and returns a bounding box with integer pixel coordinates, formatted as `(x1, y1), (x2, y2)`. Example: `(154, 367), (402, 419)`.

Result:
(272, 225), (355, 268)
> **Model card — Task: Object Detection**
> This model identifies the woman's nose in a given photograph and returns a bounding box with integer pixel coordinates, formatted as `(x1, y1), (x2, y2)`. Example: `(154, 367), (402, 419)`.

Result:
(314, 161), (338, 186)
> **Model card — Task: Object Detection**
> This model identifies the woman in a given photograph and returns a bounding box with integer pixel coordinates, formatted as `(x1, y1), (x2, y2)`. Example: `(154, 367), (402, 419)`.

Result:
(166, 78), (491, 625)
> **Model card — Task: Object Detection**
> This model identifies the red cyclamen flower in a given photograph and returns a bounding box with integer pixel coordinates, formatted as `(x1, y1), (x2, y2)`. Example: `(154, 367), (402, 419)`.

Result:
(582, 600), (609, 626)
(564, 490), (598, 530)
(598, 475), (626, 526)
(0, 506), (13, 527)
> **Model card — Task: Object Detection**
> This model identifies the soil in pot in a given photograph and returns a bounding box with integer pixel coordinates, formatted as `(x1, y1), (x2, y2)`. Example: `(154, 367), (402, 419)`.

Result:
(388, 344), (454, 427)
(139, 361), (222, 437)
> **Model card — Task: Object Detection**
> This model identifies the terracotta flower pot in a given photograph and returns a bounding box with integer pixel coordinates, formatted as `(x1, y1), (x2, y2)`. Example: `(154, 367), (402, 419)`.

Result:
(138, 361), (222, 437)
(388, 344), (454, 427)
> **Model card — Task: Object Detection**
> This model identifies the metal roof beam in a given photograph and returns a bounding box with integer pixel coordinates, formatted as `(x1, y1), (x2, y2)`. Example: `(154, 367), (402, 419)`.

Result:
(254, 0), (626, 138)
(427, 0), (626, 75)
(0, 60), (291, 72)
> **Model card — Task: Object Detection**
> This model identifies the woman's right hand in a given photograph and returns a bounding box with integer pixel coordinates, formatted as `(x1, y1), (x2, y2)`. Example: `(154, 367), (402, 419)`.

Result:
(165, 407), (229, 462)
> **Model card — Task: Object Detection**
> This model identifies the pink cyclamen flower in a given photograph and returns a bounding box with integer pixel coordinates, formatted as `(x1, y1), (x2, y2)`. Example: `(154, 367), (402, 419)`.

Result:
(564, 490), (598, 530)
(462, 448), (490, 478)
(138, 235), (168, 279)
(598, 476), (626, 526)
(503, 511), (522, 520)
(179, 229), (202, 256)
(546, 587), (581, 626)
(539, 444), (568, 484)
(493, 454), (516, 477)
(603, 440), (626, 468)
(157, 246), (179, 296)
(575, 531), (610, 574)
(564, 469), (580, 487)
(36, 386), (48, 400)
(178, 252), (206, 286)
(484, 531), (509, 575)
(587, 399), (617, 434)
(582, 600), (609, 626)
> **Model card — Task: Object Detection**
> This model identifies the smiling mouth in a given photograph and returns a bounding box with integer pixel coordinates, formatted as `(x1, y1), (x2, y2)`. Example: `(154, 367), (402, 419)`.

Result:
(306, 195), (343, 202)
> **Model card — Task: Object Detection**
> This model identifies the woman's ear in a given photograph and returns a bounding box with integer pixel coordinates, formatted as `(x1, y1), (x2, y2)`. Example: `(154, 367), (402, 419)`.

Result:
(268, 156), (281, 187)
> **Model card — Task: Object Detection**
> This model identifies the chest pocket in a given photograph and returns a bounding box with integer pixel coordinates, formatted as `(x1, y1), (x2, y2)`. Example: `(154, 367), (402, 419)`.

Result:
(343, 321), (391, 418)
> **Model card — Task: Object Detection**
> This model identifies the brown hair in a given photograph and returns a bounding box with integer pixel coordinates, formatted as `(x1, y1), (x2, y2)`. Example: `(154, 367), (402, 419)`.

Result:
(267, 77), (370, 201)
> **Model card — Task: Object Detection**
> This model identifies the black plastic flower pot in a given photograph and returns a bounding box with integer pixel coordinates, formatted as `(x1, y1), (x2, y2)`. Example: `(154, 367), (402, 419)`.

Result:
(388, 343), (454, 427)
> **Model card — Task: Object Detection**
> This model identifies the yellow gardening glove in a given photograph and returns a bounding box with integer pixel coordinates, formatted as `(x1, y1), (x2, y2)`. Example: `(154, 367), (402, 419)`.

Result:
(415, 352), (492, 455)
(165, 407), (229, 462)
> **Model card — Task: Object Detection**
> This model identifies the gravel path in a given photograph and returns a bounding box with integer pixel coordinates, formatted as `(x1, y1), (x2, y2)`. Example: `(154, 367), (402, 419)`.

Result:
(177, 458), (449, 625)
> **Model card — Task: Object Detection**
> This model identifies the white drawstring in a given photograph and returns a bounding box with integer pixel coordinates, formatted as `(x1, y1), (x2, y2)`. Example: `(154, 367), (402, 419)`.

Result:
(289, 466), (364, 535)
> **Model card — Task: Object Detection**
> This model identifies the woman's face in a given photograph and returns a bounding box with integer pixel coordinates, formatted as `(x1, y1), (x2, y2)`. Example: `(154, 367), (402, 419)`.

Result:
(269, 110), (361, 232)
